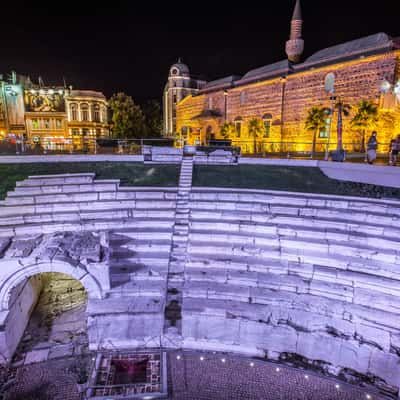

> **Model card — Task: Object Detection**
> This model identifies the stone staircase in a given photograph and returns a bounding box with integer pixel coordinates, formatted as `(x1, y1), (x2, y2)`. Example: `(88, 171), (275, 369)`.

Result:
(163, 156), (193, 338)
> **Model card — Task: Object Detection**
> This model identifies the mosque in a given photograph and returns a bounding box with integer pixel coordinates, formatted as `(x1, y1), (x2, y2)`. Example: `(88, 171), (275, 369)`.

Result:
(163, 0), (400, 154)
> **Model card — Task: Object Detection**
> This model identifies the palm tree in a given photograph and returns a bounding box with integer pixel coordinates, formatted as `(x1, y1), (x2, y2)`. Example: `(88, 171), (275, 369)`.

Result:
(351, 100), (378, 152)
(305, 106), (330, 156)
(219, 122), (235, 140)
(248, 118), (265, 154)
(335, 100), (351, 152)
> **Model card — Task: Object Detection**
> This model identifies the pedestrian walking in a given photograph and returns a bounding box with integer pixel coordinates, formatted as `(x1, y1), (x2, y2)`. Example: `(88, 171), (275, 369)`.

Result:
(366, 131), (378, 164)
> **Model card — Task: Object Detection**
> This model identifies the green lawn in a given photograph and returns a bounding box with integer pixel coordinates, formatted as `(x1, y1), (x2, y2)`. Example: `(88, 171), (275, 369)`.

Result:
(0, 162), (180, 199)
(193, 165), (400, 199)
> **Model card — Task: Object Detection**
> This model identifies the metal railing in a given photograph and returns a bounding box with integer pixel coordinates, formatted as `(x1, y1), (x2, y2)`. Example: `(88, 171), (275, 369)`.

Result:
(0, 137), (175, 156)
(0, 137), (394, 163)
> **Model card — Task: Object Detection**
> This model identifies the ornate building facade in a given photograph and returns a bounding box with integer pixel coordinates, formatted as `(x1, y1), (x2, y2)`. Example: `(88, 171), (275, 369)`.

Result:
(169, 0), (400, 153)
(163, 59), (206, 137)
(0, 73), (109, 151)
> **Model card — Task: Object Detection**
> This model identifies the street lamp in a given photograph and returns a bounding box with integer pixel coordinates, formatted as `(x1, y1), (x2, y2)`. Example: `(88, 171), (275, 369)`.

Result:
(324, 73), (336, 160)
(379, 79), (400, 105)
(223, 90), (228, 123)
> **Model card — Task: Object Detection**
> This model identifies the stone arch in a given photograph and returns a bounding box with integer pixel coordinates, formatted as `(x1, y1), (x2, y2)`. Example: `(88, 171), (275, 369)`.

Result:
(0, 260), (102, 312)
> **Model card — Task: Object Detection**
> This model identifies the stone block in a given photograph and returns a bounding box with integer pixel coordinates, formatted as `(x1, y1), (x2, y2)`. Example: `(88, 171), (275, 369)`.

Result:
(368, 349), (400, 388)
(297, 332), (342, 365)
(338, 341), (372, 374)
(24, 348), (50, 364)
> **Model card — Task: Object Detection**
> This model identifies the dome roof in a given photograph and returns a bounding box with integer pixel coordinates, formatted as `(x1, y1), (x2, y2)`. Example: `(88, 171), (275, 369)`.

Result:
(170, 59), (190, 76)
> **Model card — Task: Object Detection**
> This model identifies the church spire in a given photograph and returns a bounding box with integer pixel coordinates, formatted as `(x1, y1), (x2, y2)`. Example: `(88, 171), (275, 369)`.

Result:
(292, 0), (302, 21)
(285, 0), (304, 63)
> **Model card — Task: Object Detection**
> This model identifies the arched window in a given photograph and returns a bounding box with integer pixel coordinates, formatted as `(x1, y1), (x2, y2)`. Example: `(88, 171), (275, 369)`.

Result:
(263, 113), (272, 138)
(93, 104), (100, 122)
(81, 104), (89, 121)
(70, 104), (78, 121)
(234, 117), (242, 138)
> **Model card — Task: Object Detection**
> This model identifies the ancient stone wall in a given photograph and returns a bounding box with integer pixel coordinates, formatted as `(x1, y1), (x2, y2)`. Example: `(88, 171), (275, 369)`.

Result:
(1, 174), (400, 395)
(0, 276), (42, 361)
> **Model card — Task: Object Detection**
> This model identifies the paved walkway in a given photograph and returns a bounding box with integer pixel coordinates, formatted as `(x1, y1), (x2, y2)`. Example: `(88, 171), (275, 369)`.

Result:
(2, 351), (389, 400)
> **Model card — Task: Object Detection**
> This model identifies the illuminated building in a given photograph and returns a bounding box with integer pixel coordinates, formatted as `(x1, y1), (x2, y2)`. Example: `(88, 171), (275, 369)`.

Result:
(65, 90), (108, 151)
(0, 73), (109, 151)
(168, 0), (400, 153)
(163, 59), (206, 137)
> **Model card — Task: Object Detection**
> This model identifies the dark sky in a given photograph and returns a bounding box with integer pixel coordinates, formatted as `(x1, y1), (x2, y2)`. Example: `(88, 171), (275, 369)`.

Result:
(0, 0), (398, 104)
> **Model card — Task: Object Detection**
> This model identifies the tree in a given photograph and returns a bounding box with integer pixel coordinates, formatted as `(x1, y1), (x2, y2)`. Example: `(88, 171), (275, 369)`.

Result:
(108, 92), (145, 138)
(351, 100), (379, 152)
(219, 122), (235, 140)
(334, 100), (351, 152)
(142, 100), (163, 138)
(305, 106), (330, 156)
(248, 118), (265, 154)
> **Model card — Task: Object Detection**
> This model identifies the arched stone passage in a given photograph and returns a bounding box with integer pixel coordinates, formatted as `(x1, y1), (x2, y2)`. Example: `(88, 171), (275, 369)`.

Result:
(15, 272), (88, 357)
(0, 261), (102, 363)
(0, 260), (102, 312)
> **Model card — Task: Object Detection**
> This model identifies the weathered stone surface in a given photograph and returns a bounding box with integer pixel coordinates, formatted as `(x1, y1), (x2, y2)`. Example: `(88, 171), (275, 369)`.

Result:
(1, 175), (400, 395)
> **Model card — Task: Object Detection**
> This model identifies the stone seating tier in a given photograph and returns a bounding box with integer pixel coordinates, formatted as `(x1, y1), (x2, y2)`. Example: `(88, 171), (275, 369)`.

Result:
(181, 297), (400, 389)
(190, 208), (400, 236)
(2, 176), (400, 395)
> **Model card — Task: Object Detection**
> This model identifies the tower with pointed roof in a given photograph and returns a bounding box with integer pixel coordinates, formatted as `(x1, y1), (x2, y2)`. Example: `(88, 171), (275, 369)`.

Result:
(285, 0), (304, 63)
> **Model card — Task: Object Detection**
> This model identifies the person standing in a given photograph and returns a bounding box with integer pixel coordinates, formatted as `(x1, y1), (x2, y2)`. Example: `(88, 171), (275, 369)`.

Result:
(389, 134), (400, 166)
(366, 131), (378, 164)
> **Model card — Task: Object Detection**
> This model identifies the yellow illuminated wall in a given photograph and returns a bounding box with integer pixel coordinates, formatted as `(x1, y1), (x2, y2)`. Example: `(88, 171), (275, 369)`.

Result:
(176, 51), (400, 154)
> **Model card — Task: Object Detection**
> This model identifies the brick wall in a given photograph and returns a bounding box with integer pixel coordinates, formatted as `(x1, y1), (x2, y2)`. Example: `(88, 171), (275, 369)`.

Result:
(176, 51), (400, 153)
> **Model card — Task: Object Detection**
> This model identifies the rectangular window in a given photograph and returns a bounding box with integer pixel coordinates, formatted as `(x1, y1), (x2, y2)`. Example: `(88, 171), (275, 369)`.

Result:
(32, 119), (39, 129)
(72, 129), (80, 136)
(56, 119), (62, 129)
(319, 130), (328, 138)
(235, 122), (241, 138)
(44, 119), (50, 129)
(240, 92), (246, 106)
(319, 117), (330, 138)
(82, 109), (89, 121)
(208, 97), (213, 110)
(264, 120), (271, 138)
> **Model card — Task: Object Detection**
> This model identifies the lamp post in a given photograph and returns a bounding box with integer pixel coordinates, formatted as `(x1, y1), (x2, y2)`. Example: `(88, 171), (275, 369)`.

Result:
(324, 73), (336, 161)
(336, 96), (343, 152)
(223, 90), (228, 123)
(324, 95), (336, 161)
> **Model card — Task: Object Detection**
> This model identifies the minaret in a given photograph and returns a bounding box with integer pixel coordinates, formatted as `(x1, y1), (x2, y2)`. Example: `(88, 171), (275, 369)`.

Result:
(285, 0), (304, 63)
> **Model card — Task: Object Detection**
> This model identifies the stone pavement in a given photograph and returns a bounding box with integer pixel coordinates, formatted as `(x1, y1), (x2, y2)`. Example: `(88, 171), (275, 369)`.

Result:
(3, 357), (82, 400)
(1, 351), (388, 400)
(168, 352), (387, 400)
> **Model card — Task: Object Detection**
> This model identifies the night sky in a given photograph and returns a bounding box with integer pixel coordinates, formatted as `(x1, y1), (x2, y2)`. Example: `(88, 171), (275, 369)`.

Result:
(0, 0), (398, 104)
